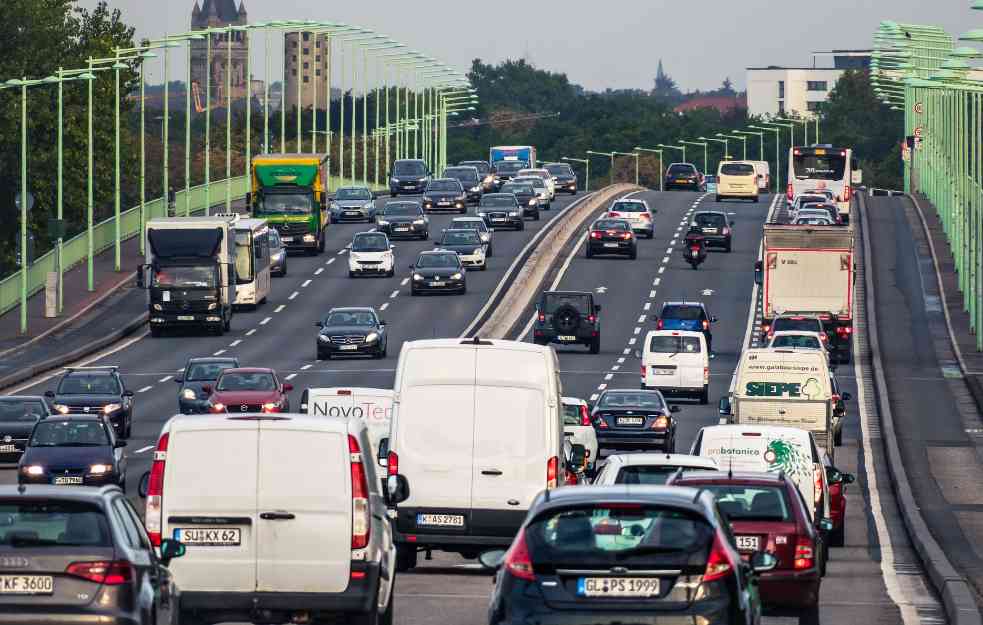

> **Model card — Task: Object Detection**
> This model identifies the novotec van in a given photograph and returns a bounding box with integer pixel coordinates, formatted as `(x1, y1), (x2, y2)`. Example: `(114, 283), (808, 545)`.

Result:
(302, 387), (394, 460)
(751, 160), (771, 192)
(146, 413), (395, 625)
(640, 330), (710, 403)
(383, 338), (565, 571)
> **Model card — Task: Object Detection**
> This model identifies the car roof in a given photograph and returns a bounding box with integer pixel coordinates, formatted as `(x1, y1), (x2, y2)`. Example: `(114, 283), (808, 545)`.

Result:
(354, 231), (387, 238)
(162, 413), (362, 438)
(430, 178), (461, 184)
(0, 484), (121, 501)
(419, 249), (457, 256)
(668, 162), (696, 168)
(694, 210), (726, 216)
(561, 396), (588, 406)
(220, 367), (276, 375)
(328, 306), (376, 314)
(531, 484), (715, 516)
(662, 301), (706, 309)
(337, 186), (371, 191)
(186, 356), (238, 365)
(672, 470), (791, 486)
(395, 158), (425, 163)
(774, 313), (822, 320)
(604, 453), (718, 469)
(63, 369), (116, 377)
(452, 216), (483, 222)
(483, 193), (517, 198)
(771, 330), (823, 336)
(647, 329), (705, 338)
(459, 160), (487, 165)
(41, 413), (107, 422)
(698, 423), (815, 438)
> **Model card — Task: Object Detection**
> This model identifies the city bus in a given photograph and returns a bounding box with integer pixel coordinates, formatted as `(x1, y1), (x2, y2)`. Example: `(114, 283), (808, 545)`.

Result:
(787, 145), (861, 223)
(232, 217), (271, 309)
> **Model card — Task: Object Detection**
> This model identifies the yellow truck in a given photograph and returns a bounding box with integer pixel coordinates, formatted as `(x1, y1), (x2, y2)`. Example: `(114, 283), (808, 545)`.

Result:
(248, 153), (330, 255)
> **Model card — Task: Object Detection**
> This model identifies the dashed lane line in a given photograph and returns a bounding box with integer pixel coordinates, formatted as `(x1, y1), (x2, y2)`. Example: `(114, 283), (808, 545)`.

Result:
(643, 302), (651, 311)
(661, 256), (669, 264)
(637, 315), (646, 323)
(327, 258), (336, 265)
(658, 266), (665, 274)
(135, 445), (154, 454)
(653, 278), (661, 286)
(213, 349), (226, 356)
(229, 339), (242, 347)
(302, 279), (312, 288)
(259, 317), (272, 325)
(246, 329), (257, 336)
(274, 304), (286, 313)
(314, 267), (324, 275)
(337, 249), (347, 255)
(137, 386), (153, 393)
(401, 278), (410, 286)
(390, 290), (399, 299)
(289, 291), (299, 300)
(604, 373), (614, 381)
(158, 375), (172, 383)
(285, 373), (298, 381)
(301, 364), (313, 370)
(649, 290), (656, 298)
(380, 303), (390, 311)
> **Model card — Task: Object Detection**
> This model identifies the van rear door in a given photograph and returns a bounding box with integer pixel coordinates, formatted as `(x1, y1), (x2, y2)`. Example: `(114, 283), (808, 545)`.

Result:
(255, 419), (351, 593)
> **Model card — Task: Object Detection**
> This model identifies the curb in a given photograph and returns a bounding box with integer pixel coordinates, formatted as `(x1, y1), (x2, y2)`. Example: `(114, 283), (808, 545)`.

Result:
(858, 193), (983, 625)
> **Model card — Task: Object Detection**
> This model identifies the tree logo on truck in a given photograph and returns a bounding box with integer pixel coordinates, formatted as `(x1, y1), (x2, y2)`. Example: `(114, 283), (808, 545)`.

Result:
(763, 438), (810, 478)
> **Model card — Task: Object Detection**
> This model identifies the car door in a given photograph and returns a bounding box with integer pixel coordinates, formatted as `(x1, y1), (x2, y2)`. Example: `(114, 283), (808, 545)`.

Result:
(255, 420), (351, 593)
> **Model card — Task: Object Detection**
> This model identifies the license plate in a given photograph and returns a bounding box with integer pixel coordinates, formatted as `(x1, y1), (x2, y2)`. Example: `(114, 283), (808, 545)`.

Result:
(578, 577), (660, 597)
(558, 335), (577, 341)
(430, 281), (446, 287)
(617, 416), (644, 426)
(416, 513), (464, 527)
(0, 445), (16, 452)
(604, 243), (619, 248)
(177, 315), (195, 321)
(53, 476), (83, 485)
(394, 227), (409, 232)
(340, 345), (359, 351)
(492, 218), (506, 223)
(653, 369), (674, 375)
(438, 201), (450, 206)
(174, 527), (242, 546)
(0, 575), (53, 595)
(402, 184), (414, 188)
(702, 227), (717, 233)
(281, 236), (293, 242)
(676, 178), (689, 182)
(345, 211), (360, 216)
(735, 535), (760, 551)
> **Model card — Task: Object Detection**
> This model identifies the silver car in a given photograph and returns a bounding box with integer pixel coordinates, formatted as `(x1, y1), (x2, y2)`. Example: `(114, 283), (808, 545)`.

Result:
(330, 186), (376, 223)
(269, 229), (287, 276)
(450, 216), (494, 257)
(606, 198), (655, 238)
(513, 176), (551, 209)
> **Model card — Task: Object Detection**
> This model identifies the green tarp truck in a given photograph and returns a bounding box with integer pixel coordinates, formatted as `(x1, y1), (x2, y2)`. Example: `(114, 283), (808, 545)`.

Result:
(248, 153), (330, 255)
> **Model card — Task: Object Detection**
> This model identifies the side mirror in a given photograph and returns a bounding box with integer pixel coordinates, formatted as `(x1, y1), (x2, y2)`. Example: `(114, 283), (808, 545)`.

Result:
(478, 549), (506, 571)
(818, 518), (835, 532)
(841, 391), (852, 401)
(158, 538), (187, 566)
(669, 405), (681, 413)
(201, 384), (212, 394)
(123, 390), (135, 398)
(718, 396), (732, 416)
(283, 383), (294, 392)
(390, 244), (396, 250)
(174, 377), (183, 384)
(315, 321), (323, 327)
(377, 438), (390, 467)
(44, 391), (55, 399)
(114, 440), (127, 448)
(710, 316), (718, 323)
(408, 264), (415, 270)
(387, 474), (410, 505)
(138, 471), (150, 498)
(379, 319), (387, 326)
(842, 472), (856, 484)
(135, 264), (146, 289)
(594, 304), (602, 311)
(750, 551), (777, 573)
(754, 260), (763, 286)
(568, 444), (588, 473)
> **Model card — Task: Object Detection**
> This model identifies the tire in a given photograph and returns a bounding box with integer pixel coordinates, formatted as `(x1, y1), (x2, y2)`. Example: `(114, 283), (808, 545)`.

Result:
(395, 545), (417, 572)
(487, 245), (493, 258)
(149, 326), (162, 338)
(386, 268), (395, 278)
(628, 249), (637, 260)
(421, 230), (429, 240)
(699, 386), (709, 405)
(318, 233), (326, 254)
(798, 603), (820, 625)
(281, 262), (287, 276)
(839, 350), (851, 365)
(589, 336), (600, 354)
(834, 426), (843, 447)
(534, 212), (540, 221)
(349, 270), (356, 278)
(480, 263), (487, 271)
(518, 223), (525, 231)
(715, 195), (722, 202)
(830, 524), (845, 548)
(754, 196), (760, 203)
(725, 242), (732, 253)
(178, 610), (206, 625)
(411, 288), (419, 297)
(586, 246), (593, 258)
(224, 314), (231, 332)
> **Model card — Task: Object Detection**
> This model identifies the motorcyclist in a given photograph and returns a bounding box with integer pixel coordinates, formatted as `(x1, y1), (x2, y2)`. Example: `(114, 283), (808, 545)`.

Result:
(683, 225), (708, 263)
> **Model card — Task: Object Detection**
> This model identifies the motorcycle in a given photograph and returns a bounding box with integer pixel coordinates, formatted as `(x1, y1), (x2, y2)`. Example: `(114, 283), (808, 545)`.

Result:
(685, 242), (706, 270)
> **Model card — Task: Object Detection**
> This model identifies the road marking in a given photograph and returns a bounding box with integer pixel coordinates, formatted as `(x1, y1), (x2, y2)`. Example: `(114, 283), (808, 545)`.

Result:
(302, 279), (312, 287)
(604, 373), (614, 381)
(301, 364), (313, 370)
(628, 337), (637, 346)
(246, 329), (257, 336)
(401, 278), (410, 286)
(327, 258), (335, 265)
(274, 304), (285, 313)
(597, 383), (607, 391)
(595, 286), (608, 294)
(158, 375), (172, 383)
(617, 357), (625, 364)
(649, 290), (656, 298)
(623, 348), (630, 355)
(380, 302), (390, 311)
(390, 290), (399, 299)
(637, 315), (646, 323)
(289, 291), (299, 300)
(338, 249), (347, 255)
(718, 417), (728, 425)
(658, 266), (665, 274)
(137, 385), (153, 393)
(701, 289), (714, 296)
(135, 445), (154, 454)
(314, 267), (324, 275)
(643, 302), (651, 311)
(653, 278), (660, 286)
(229, 339), (242, 347)
(665, 247), (672, 255)
(633, 327), (641, 335)
(518, 228), (592, 340)
(213, 349), (226, 356)
(285, 373), (298, 381)
(590, 393), (599, 401)
(661, 256), (669, 264)
(259, 317), (272, 325)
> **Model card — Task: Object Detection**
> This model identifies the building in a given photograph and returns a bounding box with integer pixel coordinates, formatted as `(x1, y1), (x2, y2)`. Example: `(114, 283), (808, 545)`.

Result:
(746, 50), (872, 118)
(284, 32), (330, 111)
(673, 95), (747, 115)
(190, 0), (250, 105)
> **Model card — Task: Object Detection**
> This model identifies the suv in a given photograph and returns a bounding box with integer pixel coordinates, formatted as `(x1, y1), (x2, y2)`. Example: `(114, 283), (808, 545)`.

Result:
(691, 210), (734, 252)
(389, 159), (431, 196)
(665, 162), (703, 191)
(45, 366), (134, 438)
(533, 291), (602, 353)
(656, 302), (716, 354)
(442, 166), (482, 203)
(0, 485), (185, 625)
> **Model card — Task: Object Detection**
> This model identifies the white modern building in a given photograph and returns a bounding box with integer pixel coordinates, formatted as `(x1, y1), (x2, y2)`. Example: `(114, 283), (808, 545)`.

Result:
(747, 50), (871, 118)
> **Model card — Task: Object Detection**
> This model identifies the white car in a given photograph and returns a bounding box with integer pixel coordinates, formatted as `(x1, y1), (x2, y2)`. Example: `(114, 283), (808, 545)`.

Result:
(561, 396), (599, 474)
(788, 193), (828, 221)
(348, 231), (395, 278)
(606, 198), (655, 238)
(767, 330), (829, 352)
(593, 453), (718, 485)
(513, 176), (551, 209)
(517, 168), (556, 200)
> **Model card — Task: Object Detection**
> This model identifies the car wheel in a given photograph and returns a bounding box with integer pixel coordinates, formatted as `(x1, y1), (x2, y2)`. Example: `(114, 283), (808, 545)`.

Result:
(487, 245), (493, 257)
(830, 524), (845, 548)
(480, 263), (487, 271)
(839, 350), (851, 365)
(753, 196), (760, 203)
(386, 268), (395, 278)
(395, 546), (417, 572)
(349, 270), (356, 278)
(518, 223), (525, 231)
(281, 263), (287, 276)
(149, 326), (162, 338)
(699, 386), (709, 405)
(315, 350), (323, 361)
(715, 195), (722, 202)
(628, 249), (637, 260)
(589, 336), (600, 354)
(421, 230), (429, 240)
(725, 242), (732, 253)
(834, 427), (843, 447)
(533, 337), (548, 346)
(411, 288), (419, 296)
(124, 414), (132, 438)
(460, 283), (467, 294)
(586, 246), (593, 258)
(534, 212), (540, 221)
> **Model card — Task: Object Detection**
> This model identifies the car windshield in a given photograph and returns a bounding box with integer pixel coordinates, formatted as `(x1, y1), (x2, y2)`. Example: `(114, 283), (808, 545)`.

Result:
(525, 505), (713, 565)
(700, 484), (792, 522)
(153, 265), (217, 289)
(649, 335), (702, 354)
(721, 163), (755, 176)
(269, 230), (282, 247)
(257, 193), (312, 215)
(451, 219), (487, 233)
(546, 164), (572, 176)
(796, 217), (833, 225)
(323, 310), (378, 327)
(394, 161), (427, 176)
(668, 164), (696, 175)
(597, 391), (666, 410)
(444, 169), (478, 183)
(500, 184), (532, 195)
(694, 213), (726, 227)
(57, 374), (120, 396)
(611, 201), (646, 213)
(352, 234), (389, 252)
(0, 501), (112, 547)
(562, 404), (586, 426)
(216, 372), (277, 391)
(335, 188), (371, 201)
(460, 161), (490, 175)
(428, 181), (462, 192)
(186, 361), (236, 381)
(773, 318), (822, 332)
(616, 465), (715, 485)
(544, 294), (591, 314)
(771, 335), (822, 349)
(494, 161), (527, 173)
(30, 421), (110, 447)
(515, 177), (544, 189)
(661, 305), (705, 321)
(382, 203), (420, 216)
(481, 195), (517, 207)
(594, 220), (629, 231)
(416, 254), (459, 269)
(442, 231), (481, 245)
(0, 400), (46, 422)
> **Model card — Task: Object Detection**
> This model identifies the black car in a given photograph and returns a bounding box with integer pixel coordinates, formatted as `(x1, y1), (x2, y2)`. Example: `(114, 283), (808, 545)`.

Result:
(422, 178), (468, 213)
(665, 162), (703, 190)
(376, 201), (429, 239)
(315, 307), (388, 360)
(586, 218), (637, 259)
(492, 160), (528, 185)
(435, 229), (488, 271)
(45, 367), (134, 439)
(410, 250), (467, 295)
(478, 194), (525, 230)
(442, 166), (483, 202)
(0, 484), (185, 625)
(389, 159), (431, 196)
(175, 356), (240, 414)
(545, 162), (578, 194)
(479, 484), (774, 625)
(459, 160), (496, 192)
(0, 396), (53, 463)
(533, 291), (602, 353)
(692, 210), (735, 252)
(499, 182), (540, 220)
(591, 389), (680, 452)
(19, 414), (127, 490)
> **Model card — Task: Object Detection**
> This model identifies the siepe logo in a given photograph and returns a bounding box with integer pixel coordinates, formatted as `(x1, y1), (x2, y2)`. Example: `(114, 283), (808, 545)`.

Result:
(744, 378), (822, 399)
(312, 401), (392, 422)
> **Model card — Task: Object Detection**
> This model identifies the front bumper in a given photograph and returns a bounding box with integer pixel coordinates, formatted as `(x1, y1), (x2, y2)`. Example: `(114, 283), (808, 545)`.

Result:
(349, 261), (393, 275)
(556, 180), (578, 193)
(317, 340), (382, 356)
(179, 397), (210, 414)
(280, 233), (319, 250)
(381, 222), (427, 238)
(332, 208), (372, 222)
(391, 182), (426, 194)
(423, 199), (467, 212)
(482, 214), (523, 229)
(20, 471), (121, 487)
(411, 278), (466, 293)
(150, 313), (223, 327)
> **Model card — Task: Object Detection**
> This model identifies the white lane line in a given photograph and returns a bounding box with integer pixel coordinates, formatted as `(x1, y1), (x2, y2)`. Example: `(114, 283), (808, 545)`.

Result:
(289, 291), (299, 300)
(389, 290), (399, 299)
(337, 249), (347, 255)
(380, 302), (390, 311)
(617, 357), (626, 364)
(597, 383), (608, 391)
(676, 226), (682, 232)
(301, 364), (313, 370)
(628, 337), (637, 345)
(658, 266), (665, 274)
(259, 317), (272, 325)
(327, 258), (336, 265)
(401, 278), (410, 286)
(302, 279), (312, 287)
(718, 417), (728, 425)
(643, 302), (651, 311)
(137, 385), (153, 393)
(274, 304), (285, 313)
(649, 290), (656, 298)
(623, 348), (630, 355)
(158, 375), (173, 383)
(176, 368), (184, 372)
(633, 327), (641, 335)
(604, 373), (614, 381)
(610, 365), (620, 371)
(135, 445), (154, 454)
(654, 278), (661, 286)
(213, 349), (226, 356)
(314, 267), (324, 275)
(637, 315), (646, 323)
(665, 247), (672, 255)
(285, 373), (298, 381)
(246, 329), (257, 336)
(590, 393), (599, 401)
(229, 339), (242, 347)
(661, 256), (669, 264)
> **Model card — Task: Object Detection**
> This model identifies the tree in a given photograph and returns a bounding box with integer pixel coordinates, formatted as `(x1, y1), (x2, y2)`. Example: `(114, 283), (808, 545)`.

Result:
(720, 77), (735, 96)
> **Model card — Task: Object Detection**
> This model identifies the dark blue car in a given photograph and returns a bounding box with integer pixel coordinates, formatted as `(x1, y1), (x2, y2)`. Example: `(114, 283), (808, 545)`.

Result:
(657, 301), (716, 354)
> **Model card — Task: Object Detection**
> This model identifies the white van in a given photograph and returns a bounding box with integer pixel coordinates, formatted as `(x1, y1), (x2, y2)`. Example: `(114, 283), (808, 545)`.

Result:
(640, 330), (710, 404)
(147, 413), (395, 625)
(751, 160), (771, 191)
(690, 424), (830, 522)
(302, 387), (394, 460)
(383, 338), (565, 570)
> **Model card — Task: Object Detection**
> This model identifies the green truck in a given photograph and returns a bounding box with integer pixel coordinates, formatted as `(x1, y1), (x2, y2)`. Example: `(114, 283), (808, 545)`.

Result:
(248, 153), (330, 254)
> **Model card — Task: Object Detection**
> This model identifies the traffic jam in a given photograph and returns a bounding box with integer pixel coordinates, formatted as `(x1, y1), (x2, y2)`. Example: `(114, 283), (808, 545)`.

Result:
(0, 143), (862, 625)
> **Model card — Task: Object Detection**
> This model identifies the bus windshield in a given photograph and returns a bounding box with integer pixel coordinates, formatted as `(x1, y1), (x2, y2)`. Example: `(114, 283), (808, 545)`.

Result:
(793, 154), (846, 181)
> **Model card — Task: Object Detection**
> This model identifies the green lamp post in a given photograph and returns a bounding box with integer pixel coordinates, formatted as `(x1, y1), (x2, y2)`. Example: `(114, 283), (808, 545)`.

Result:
(748, 125), (782, 193)
(680, 141), (708, 175)
(587, 150), (617, 185)
(658, 143), (686, 164)
(613, 151), (640, 186)
(633, 147), (664, 191)
(561, 157), (589, 193)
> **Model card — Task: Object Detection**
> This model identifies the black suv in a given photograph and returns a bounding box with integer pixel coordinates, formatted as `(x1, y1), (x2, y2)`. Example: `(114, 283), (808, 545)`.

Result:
(665, 162), (703, 191)
(533, 291), (601, 353)
(45, 367), (134, 438)
(691, 210), (735, 252)
(0, 484), (185, 624)
(389, 159), (431, 196)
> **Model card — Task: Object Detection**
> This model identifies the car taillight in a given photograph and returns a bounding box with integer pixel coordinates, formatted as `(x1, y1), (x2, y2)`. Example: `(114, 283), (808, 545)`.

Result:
(546, 456), (559, 489)
(261, 402), (280, 413)
(146, 432), (169, 546)
(842, 185), (852, 202)
(590, 231), (602, 239)
(814, 466), (823, 505)
(651, 415), (669, 429)
(836, 326), (852, 336)
(704, 366), (710, 385)
(349, 435), (371, 550)
(609, 211), (621, 217)
(503, 528), (536, 581)
(587, 314), (596, 323)
(702, 319), (709, 331)
(794, 537), (815, 570)
(832, 394), (840, 402)
(65, 560), (133, 585)
(703, 533), (735, 582)
(641, 212), (651, 220)
(657, 319), (664, 330)
(819, 333), (828, 342)
(538, 312), (545, 322)
(387, 451), (399, 477)
(761, 323), (771, 335)
(579, 405), (591, 426)
(640, 365), (647, 377)
(786, 184), (794, 201)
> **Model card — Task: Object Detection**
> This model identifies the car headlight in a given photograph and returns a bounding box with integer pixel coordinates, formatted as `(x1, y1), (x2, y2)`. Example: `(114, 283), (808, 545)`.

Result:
(390, 177), (399, 184)
(181, 388), (197, 401)
(528, 199), (537, 206)
(365, 332), (380, 343)
(480, 233), (490, 242)
(377, 219), (389, 226)
(22, 465), (44, 476)
(102, 403), (122, 414)
(53, 404), (69, 415)
(363, 202), (373, 210)
(451, 272), (463, 280)
(303, 234), (316, 242)
(418, 177), (428, 182)
(318, 334), (330, 342)
(330, 202), (340, 210)
(470, 186), (481, 192)
(422, 196), (432, 203)
(89, 464), (111, 475)
(475, 248), (485, 257)
(413, 219), (425, 225)
(510, 211), (521, 216)
(261, 402), (281, 413)
(152, 303), (163, 311)
(207, 302), (218, 311)
(413, 273), (424, 281)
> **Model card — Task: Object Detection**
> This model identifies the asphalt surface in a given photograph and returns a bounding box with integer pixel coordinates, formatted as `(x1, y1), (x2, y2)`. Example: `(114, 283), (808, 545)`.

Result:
(3, 189), (949, 625)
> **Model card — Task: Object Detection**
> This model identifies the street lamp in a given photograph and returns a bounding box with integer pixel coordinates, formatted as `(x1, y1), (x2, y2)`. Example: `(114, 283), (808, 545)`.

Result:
(735, 130), (765, 161)
(633, 147), (664, 191)
(586, 150), (616, 185)
(613, 151), (640, 186)
(680, 141), (708, 175)
(657, 143), (686, 164)
(749, 125), (783, 194)
(699, 137), (729, 174)
(562, 157), (589, 193)
(719, 133), (748, 160)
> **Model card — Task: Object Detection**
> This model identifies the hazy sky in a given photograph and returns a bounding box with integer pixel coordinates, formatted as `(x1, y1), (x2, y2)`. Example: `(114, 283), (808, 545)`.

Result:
(79, 0), (972, 91)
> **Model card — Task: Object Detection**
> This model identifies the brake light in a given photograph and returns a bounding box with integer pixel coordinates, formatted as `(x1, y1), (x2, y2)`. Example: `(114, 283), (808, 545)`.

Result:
(621, 233), (632, 240)
(547, 456), (559, 489)
(704, 366), (710, 385)
(761, 323), (771, 335)
(819, 333), (828, 343)
(657, 319), (664, 330)
(702, 319), (709, 331)
(641, 212), (651, 220)
(590, 231), (602, 239)
(609, 211), (621, 217)
(349, 434), (371, 550)
(387, 451), (399, 477)
(814, 466), (823, 505)
(842, 185), (852, 201)
(703, 533), (735, 582)
(786, 183), (794, 201)
(640, 365), (647, 377)
(794, 537), (815, 570)
(564, 471), (579, 486)
(836, 325), (852, 336)
(579, 405), (591, 426)
(587, 314), (596, 324)
(503, 529), (536, 581)
(146, 432), (169, 546)
(538, 312), (545, 322)
(65, 560), (133, 585)
(651, 415), (669, 429)
(832, 394), (840, 402)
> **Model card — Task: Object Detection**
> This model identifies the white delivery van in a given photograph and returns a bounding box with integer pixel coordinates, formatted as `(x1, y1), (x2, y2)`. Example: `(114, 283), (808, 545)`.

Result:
(146, 413), (395, 625)
(751, 161), (771, 191)
(640, 330), (710, 404)
(383, 338), (565, 571)
(302, 387), (394, 460)
(690, 424), (830, 522)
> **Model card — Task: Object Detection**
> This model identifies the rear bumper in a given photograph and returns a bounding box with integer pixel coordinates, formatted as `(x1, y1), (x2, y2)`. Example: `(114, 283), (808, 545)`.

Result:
(533, 329), (596, 345)
(596, 431), (670, 449)
(394, 528), (514, 550)
(0, 613), (141, 625)
(587, 241), (634, 255)
(494, 597), (730, 625)
(718, 187), (758, 197)
(758, 568), (821, 607)
(642, 382), (704, 397)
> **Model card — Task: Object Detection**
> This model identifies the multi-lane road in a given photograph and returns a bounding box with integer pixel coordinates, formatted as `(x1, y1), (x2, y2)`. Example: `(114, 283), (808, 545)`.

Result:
(5, 189), (948, 624)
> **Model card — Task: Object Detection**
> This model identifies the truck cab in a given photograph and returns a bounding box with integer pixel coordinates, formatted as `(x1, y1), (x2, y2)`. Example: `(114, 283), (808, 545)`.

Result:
(249, 153), (330, 255)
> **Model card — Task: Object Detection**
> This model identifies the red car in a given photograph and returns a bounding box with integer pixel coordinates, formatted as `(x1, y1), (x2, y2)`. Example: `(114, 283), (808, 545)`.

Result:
(204, 367), (293, 414)
(669, 470), (827, 621)
(822, 450), (855, 546)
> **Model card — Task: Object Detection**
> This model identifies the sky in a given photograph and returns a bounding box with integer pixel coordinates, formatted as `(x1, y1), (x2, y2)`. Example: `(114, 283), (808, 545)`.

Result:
(78, 0), (973, 92)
